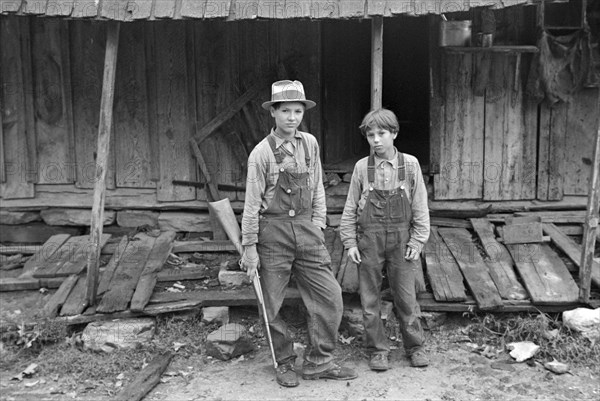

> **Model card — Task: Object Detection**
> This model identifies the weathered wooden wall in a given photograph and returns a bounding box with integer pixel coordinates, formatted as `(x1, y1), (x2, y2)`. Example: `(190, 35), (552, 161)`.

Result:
(0, 16), (322, 208)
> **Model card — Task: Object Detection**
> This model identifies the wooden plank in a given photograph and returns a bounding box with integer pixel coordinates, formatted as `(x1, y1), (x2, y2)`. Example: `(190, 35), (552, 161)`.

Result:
(45, 1), (73, 16)
(97, 235), (129, 295)
(514, 210), (586, 223)
(537, 102), (551, 200)
(470, 218), (528, 300)
(115, 352), (173, 401)
(144, 23), (160, 184)
(423, 227), (467, 302)
(157, 266), (213, 282)
(501, 222), (543, 244)
(430, 217), (471, 228)
(130, 231), (177, 312)
(171, 240), (237, 253)
(114, 23), (154, 188)
(57, 234), (111, 276)
(0, 16), (34, 198)
(0, 277), (64, 292)
(438, 228), (503, 309)
(33, 235), (89, 278)
(20, 17), (37, 184)
(71, 21), (115, 190)
(86, 22), (120, 307)
(149, 287), (302, 305)
(96, 233), (156, 313)
(60, 274), (89, 316)
(434, 53), (484, 200)
(548, 102), (568, 200)
(43, 274), (78, 318)
(543, 223), (600, 288)
(128, 0), (153, 19)
(181, 0), (205, 18)
(506, 243), (579, 304)
(371, 16), (383, 110)
(428, 16), (443, 181)
(153, 0), (177, 18)
(31, 19), (75, 184)
(20, 233), (71, 277)
(154, 21), (196, 201)
(0, 77), (4, 182)
(483, 53), (536, 200)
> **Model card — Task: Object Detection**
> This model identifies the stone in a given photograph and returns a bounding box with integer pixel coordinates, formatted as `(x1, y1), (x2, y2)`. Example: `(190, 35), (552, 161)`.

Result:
(116, 210), (159, 228)
(41, 208), (115, 226)
(0, 210), (41, 225)
(342, 173), (353, 183)
(341, 303), (364, 339)
(218, 267), (251, 288)
(562, 307), (600, 342)
(422, 312), (448, 330)
(158, 212), (212, 233)
(81, 318), (155, 353)
(326, 214), (342, 227)
(205, 323), (255, 361)
(202, 306), (229, 325)
(544, 360), (569, 375)
(507, 341), (540, 362)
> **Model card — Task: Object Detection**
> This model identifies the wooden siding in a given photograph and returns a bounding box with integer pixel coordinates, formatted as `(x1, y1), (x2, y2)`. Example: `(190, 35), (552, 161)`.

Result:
(1, 0), (530, 20)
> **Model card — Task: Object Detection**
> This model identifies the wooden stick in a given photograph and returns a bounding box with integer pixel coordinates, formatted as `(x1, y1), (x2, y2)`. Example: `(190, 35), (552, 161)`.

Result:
(115, 351), (173, 401)
(86, 22), (120, 307)
(371, 16), (383, 110)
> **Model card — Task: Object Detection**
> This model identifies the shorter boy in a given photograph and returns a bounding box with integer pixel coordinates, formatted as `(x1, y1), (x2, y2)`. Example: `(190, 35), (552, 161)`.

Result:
(339, 108), (430, 371)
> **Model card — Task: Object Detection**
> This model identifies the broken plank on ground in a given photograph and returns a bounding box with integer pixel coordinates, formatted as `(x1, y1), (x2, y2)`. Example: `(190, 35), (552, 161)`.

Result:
(148, 287), (302, 306)
(32, 235), (89, 278)
(157, 266), (214, 282)
(0, 277), (64, 291)
(97, 236), (129, 295)
(60, 274), (90, 316)
(44, 275), (79, 318)
(115, 351), (173, 401)
(423, 227), (467, 302)
(542, 223), (600, 287)
(56, 234), (111, 276)
(438, 228), (503, 309)
(514, 211), (586, 223)
(19, 233), (71, 277)
(171, 240), (237, 253)
(506, 243), (579, 304)
(130, 231), (177, 312)
(470, 218), (528, 300)
(96, 233), (156, 313)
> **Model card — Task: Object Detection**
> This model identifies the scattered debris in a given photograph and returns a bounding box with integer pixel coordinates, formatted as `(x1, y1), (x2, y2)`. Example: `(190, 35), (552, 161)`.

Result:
(507, 341), (540, 362)
(544, 359), (570, 375)
(11, 363), (38, 381)
(339, 334), (355, 345)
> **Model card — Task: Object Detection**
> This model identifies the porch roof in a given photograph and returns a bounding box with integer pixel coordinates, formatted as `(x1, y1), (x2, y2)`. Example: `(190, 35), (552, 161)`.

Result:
(0, 0), (531, 21)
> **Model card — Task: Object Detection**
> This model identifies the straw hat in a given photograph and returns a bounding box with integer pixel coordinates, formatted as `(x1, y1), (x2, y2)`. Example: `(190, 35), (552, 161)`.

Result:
(261, 80), (316, 110)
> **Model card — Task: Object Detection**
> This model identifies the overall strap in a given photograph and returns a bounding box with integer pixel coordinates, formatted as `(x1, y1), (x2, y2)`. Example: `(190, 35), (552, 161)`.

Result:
(267, 134), (284, 164)
(367, 153), (376, 185)
(300, 134), (311, 169)
(397, 152), (405, 181)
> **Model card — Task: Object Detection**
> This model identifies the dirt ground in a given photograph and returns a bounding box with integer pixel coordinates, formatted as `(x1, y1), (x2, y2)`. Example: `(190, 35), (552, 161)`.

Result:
(1, 288), (599, 401)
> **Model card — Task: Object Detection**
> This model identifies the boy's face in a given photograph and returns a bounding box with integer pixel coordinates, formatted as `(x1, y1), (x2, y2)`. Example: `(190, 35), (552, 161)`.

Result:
(270, 102), (305, 136)
(365, 127), (397, 155)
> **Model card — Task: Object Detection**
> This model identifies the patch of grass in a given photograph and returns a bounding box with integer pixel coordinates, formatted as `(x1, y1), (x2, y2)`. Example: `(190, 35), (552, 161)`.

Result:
(465, 311), (600, 370)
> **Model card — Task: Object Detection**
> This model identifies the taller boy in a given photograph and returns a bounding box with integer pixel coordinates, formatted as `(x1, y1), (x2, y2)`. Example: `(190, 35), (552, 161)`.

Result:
(240, 80), (357, 387)
(340, 108), (430, 370)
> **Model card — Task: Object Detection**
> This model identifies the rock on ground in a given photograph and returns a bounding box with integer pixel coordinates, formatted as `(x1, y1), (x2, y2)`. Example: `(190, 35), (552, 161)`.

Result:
(205, 323), (255, 361)
(81, 318), (155, 353)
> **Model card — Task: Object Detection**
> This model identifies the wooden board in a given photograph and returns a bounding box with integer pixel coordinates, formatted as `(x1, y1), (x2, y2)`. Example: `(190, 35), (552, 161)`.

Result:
(31, 19), (75, 184)
(506, 243), (579, 304)
(470, 218), (528, 300)
(43, 274), (79, 318)
(153, 21), (196, 202)
(483, 53), (536, 200)
(114, 23), (155, 188)
(20, 233), (71, 277)
(56, 234), (111, 276)
(71, 20), (115, 189)
(543, 223), (600, 288)
(96, 233), (156, 313)
(130, 231), (176, 312)
(0, 277), (64, 292)
(33, 235), (89, 278)
(438, 228), (503, 309)
(434, 53), (484, 200)
(514, 210), (586, 223)
(60, 274), (89, 316)
(423, 227), (467, 302)
(0, 16), (34, 198)
(501, 222), (543, 244)
(97, 235), (129, 295)
(537, 101), (567, 200)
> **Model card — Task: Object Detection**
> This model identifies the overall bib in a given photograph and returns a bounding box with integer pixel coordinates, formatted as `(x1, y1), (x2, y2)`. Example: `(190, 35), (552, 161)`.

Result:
(357, 152), (424, 356)
(256, 134), (343, 373)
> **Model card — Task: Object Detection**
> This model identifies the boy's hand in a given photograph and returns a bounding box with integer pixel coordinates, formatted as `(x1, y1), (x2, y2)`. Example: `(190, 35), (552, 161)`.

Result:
(404, 245), (420, 261)
(241, 245), (260, 279)
(348, 247), (362, 264)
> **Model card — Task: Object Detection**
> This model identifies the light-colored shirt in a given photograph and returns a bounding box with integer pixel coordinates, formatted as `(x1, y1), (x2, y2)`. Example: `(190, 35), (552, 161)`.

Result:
(241, 129), (326, 246)
(339, 149), (430, 252)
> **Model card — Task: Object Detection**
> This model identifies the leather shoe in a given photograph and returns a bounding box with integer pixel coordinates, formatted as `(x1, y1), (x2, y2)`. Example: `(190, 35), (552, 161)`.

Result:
(302, 363), (358, 381)
(276, 363), (299, 387)
(410, 350), (429, 367)
(369, 353), (389, 371)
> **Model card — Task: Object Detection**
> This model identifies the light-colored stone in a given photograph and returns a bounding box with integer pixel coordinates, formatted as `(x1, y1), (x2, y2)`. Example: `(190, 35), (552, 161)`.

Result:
(342, 173), (353, 183)
(326, 214), (342, 228)
(40, 208), (115, 226)
(563, 307), (600, 342)
(507, 341), (540, 362)
(205, 323), (255, 361)
(202, 306), (229, 325)
(81, 318), (155, 353)
(218, 268), (251, 288)
(0, 210), (41, 225)
(341, 303), (364, 339)
(158, 212), (212, 232)
(116, 210), (159, 228)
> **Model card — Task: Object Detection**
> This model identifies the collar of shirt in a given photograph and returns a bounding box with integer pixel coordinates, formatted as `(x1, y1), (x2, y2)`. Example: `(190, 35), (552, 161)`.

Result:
(373, 147), (402, 171)
(271, 128), (301, 149)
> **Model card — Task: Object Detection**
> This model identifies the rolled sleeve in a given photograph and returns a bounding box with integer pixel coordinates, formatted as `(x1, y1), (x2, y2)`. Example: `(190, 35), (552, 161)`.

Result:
(339, 164), (362, 249)
(241, 150), (266, 246)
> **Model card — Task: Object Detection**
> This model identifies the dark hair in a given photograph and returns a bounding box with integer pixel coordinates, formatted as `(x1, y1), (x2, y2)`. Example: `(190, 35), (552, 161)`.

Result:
(270, 101), (306, 111)
(359, 108), (399, 136)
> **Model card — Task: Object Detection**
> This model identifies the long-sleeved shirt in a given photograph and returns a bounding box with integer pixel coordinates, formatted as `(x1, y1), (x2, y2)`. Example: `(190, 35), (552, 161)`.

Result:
(241, 128), (326, 246)
(339, 149), (430, 253)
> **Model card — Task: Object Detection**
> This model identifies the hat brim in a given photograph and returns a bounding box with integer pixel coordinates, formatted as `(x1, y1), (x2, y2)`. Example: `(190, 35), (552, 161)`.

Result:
(262, 99), (316, 110)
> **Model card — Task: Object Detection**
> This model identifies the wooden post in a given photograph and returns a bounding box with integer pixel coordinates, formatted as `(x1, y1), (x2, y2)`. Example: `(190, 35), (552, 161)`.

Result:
(371, 16), (383, 110)
(579, 116), (600, 303)
(86, 22), (120, 307)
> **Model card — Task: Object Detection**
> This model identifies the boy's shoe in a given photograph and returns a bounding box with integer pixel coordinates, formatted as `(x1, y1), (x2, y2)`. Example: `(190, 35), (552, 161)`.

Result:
(276, 363), (299, 387)
(369, 353), (389, 371)
(409, 350), (429, 368)
(302, 363), (358, 381)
